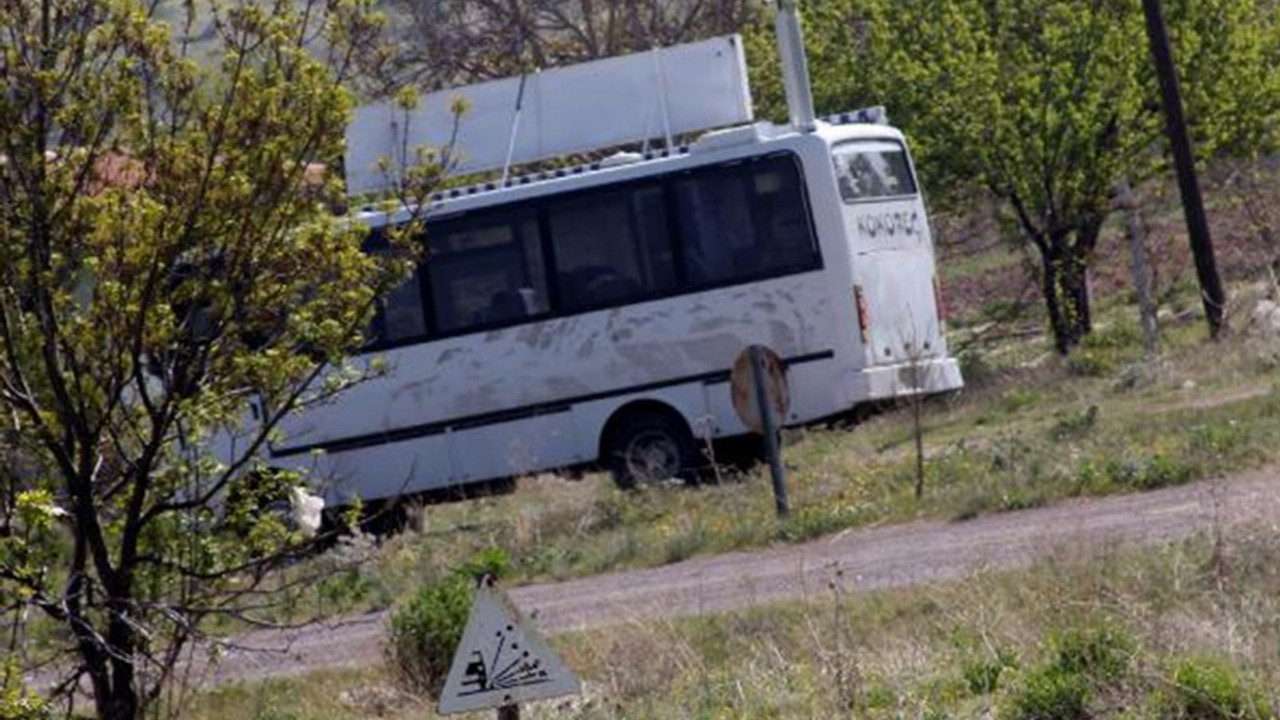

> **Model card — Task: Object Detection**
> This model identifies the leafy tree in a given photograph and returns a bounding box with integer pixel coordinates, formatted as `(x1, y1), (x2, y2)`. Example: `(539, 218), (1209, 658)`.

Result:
(0, 0), (435, 718)
(749, 0), (1280, 352)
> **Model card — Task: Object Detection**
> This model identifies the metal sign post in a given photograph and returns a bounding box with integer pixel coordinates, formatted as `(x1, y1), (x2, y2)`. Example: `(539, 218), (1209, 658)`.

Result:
(731, 345), (790, 517)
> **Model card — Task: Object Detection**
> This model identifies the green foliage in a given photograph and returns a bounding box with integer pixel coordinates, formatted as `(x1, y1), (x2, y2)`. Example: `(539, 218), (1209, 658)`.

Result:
(1049, 406), (1099, 440)
(960, 646), (1020, 696)
(1002, 665), (1091, 720)
(0, 663), (50, 720)
(1002, 389), (1043, 413)
(957, 350), (998, 390)
(0, 0), (438, 715)
(1048, 624), (1132, 685)
(1001, 624), (1132, 720)
(747, 0), (1280, 352)
(1103, 452), (1191, 490)
(1065, 350), (1117, 378)
(456, 546), (512, 581)
(1067, 324), (1145, 377)
(386, 550), (510, 697)
(387, 576), (471, 697)
(1159, 657), (1275, 720)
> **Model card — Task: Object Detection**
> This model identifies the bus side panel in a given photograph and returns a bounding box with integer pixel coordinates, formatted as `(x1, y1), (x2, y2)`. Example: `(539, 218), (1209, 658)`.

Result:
(268, 275), (836, 501)
(279, 276), (832, 433)
(451, 411), (579, 483)
(701, 379), (748, 437)
(297, 432), (454, 506)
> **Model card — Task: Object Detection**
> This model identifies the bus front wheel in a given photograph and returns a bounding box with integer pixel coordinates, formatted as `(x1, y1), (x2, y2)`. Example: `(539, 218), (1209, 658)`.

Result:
(604, 408), (698, 490)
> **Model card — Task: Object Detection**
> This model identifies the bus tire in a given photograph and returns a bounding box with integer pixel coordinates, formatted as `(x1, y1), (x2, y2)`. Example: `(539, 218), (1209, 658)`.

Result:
(604, 408), (698, 490)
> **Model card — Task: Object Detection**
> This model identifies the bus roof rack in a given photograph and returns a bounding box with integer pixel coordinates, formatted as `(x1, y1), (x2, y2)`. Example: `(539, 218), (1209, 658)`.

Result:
(425, 145), (691, 205)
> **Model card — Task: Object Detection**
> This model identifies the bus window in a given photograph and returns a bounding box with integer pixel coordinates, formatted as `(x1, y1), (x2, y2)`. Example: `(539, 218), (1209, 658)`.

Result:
(674, 156), (818, 285)
(549, 184), (677, 312)
(378, 267), (428, 342)
(365, 228), (428, 346)
(832, 140), (917, 202)
(428, 212), (549, 334)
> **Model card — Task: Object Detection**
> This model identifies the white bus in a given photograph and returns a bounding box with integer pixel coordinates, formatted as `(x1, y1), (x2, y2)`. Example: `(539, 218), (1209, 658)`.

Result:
(267, 112), (962, 502)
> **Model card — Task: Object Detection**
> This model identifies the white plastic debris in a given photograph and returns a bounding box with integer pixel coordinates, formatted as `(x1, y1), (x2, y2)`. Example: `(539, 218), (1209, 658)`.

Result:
(287, 486), (325, 537)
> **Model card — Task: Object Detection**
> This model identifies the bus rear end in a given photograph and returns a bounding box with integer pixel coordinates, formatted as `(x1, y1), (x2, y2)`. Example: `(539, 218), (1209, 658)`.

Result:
(826, 131), (962, 401)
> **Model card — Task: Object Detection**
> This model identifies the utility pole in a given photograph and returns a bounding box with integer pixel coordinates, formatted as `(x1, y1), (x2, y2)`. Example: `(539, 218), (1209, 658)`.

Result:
(1141, 0), (1227, 338)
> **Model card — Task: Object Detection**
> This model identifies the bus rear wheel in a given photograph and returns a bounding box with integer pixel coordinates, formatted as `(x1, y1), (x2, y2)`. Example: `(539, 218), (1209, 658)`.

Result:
(605, 409), (698, 490)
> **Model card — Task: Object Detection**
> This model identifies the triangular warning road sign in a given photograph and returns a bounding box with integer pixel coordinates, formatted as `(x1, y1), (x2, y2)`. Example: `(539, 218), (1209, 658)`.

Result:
(437, 583), (580, 715)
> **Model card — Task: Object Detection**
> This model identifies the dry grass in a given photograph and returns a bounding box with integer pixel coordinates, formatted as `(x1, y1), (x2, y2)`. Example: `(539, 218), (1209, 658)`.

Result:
(185, 513), (1280, 720)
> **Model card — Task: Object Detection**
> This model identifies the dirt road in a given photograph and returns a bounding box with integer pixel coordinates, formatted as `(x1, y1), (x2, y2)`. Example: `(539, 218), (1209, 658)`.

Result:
(212, 466), (1280, 685)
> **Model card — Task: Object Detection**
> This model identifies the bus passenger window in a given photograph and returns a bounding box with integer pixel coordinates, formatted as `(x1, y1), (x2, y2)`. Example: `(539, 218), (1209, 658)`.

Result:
(548, 184), (676, 312)
(674, 157), (818, 286)
(365, 227), (429, 346)
(378, 268), (428, 342)
(428, 213), (549, 334)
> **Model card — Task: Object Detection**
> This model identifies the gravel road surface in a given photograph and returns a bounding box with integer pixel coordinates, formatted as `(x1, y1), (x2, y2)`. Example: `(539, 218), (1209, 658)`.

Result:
(210, 466), (1280, 686)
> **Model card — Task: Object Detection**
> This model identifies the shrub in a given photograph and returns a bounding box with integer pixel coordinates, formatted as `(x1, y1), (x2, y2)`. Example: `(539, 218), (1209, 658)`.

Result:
(1002, 388), (1043, 412)
(1159, 656), (1275, 720)
(1001, 664), (1091, 720)
(1105, 453), (1191, 490)
(1000, 624), (1133, 720)
(385, 549), (510, 697)
(1049, 624), (1132, 685)
(1065, 349), (1116, 378)
(959, 350), (999, 389)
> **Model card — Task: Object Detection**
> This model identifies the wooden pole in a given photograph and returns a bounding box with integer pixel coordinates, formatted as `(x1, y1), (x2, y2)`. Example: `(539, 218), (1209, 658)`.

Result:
(1117, 181), (1159, 358)
(1141, 0), (1227, 338)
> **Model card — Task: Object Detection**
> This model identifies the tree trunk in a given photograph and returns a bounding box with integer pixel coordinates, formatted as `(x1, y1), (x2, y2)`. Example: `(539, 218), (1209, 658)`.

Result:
(1040, 230), (1097, 355)
(105, 612), (138, 720)
(1041, 250), (1074, 354)
(1066, 253), (1092, 338)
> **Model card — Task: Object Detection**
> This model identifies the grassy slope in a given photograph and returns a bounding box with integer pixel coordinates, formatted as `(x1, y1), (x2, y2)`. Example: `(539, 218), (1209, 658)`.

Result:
(191, 524), (1280, 719)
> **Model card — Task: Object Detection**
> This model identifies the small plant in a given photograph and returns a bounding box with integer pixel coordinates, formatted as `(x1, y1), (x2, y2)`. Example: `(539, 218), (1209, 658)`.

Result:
(385, 549), (510, 697)
(959, 349), (998, 388)
(1065, 348), (1116, 377)
(1049, 405), (1099, 440)
(961, 646), (1020, 695)
(1189, 421), (1247, 458)
(1002, 388), (1043, 413)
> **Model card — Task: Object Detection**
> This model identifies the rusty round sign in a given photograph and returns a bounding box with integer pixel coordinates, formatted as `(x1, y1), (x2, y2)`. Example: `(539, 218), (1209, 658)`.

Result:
(730, 345), (790, 434)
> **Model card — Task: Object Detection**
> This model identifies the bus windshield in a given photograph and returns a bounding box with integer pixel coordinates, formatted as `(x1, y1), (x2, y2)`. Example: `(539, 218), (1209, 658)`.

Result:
(832, 141), (917, 202)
